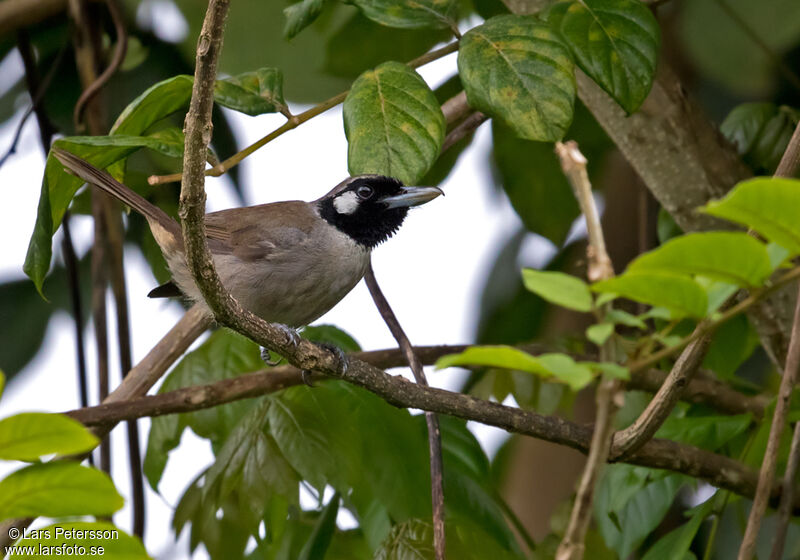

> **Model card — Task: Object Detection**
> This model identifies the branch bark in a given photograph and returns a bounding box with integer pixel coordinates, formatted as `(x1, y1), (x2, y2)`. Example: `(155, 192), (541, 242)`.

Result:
(612, 327), (711, 459)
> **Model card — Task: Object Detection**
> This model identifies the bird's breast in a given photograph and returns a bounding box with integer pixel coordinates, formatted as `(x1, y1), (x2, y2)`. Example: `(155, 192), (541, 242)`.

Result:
(214, 221), (370, 326)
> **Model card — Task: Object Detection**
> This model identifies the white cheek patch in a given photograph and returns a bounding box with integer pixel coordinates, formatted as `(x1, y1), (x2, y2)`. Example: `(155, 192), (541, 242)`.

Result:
(333, 191), (360, 215)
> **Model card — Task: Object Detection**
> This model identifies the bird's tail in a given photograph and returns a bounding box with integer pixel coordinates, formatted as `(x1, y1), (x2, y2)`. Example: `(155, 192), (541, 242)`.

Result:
(52, 147), (180, 238)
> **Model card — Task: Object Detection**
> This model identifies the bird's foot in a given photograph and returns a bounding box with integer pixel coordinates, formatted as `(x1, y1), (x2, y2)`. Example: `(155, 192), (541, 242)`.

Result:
(260, 346), (283, 366)
(300, 369), (315, 387)
(318, 342), (349, 376)
(274, 323), (301, 348)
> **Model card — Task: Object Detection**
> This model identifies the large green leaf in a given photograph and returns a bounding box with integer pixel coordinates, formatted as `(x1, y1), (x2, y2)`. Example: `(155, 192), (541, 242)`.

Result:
(521, 268), (593, 312)
(213, 68), (287, 116)
(23, 134), (184, 295)
(324, 12), (451, 80)
(202, 400), (299, 529)
(703, 177), (800, 254)
(343, 61), (445, 184)
(458, 15), (575, 141)
(298, 492), (341, 560)
(143, 330), (263, 491)
(352, 0), (460, 30)
(0, 463), (123, 520)
(491, 122), (580, 245)
(592, 273), (708, 318)
(594, 465), (686, 559)
(111, 75), (193, 135)
(641, 498), (715, 560)
(0, 413), (98, 461)
(721, 102), (800, 173)
(546, 0), (659, 113)
(626, 232), (772, 287)
(678, 0), (800, 96)
(436, 346), (594, 390)
(14, 522), (149, 560)
(284, 0), (327, 39)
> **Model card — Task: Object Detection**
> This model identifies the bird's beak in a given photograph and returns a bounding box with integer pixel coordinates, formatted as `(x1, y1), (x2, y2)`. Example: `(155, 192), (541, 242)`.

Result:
(381, 186), (444, 209)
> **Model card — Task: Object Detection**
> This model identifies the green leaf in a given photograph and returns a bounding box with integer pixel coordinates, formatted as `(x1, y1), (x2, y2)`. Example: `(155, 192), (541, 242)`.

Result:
(284, 0), (327, 39)
(14, 522), (150, 560)
(655, 414), (752, 451)
(605, 309), (647, 329)
(343, 61), (445, 184)
(585, 361), (629, 380)
(375, 519), (434, 560)
(302, 324), (361, 352)
(586, 323), (614, 345)
(436, 346), (594, 390)
(721, 103), (800, 173)
(24, 135), (184, 295)
(352, 0), (460, 30)
(458, 15), (576, 141)
(593, 273), (708, 318)
(521, 269), (593, 312)
(324, 12), (451, 80)
(0, 463), (123, 520)
(143, 329), (263, 490)
(546, 0), (660, 113)
(641, 498), (715, 560)
(111, 75), (193, 135)
(203, 400), (299, 529)
(0, 412), (98, 461)
(703, 177), (800, 254)
(214, 68), (287, 116)
(594, 465), (686, 559)
(298, 492), (341, 560)
(0, 370), (4, 399)
(703, 314), (759, 379)
(491, 121), (580, 245)
(626, 232), (772, 287)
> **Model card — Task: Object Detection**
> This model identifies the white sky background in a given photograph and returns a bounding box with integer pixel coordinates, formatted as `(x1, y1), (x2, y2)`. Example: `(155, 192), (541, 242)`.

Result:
(0, 20), (563, 558)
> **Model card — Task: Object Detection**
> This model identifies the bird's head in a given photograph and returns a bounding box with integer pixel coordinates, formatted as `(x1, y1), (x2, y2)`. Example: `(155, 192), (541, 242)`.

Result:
(317, 175), (443, 249)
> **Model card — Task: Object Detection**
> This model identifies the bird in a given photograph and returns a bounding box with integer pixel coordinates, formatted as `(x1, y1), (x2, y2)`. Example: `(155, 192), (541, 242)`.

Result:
(52, 148), (443, 329)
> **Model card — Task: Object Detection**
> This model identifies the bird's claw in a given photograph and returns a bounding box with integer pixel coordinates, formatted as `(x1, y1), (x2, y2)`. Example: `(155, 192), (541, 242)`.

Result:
(275, 323), (301, 347)
(318, 343), (349, 376)
(300, 369), (315, 387)
(260, 346), (282, 366)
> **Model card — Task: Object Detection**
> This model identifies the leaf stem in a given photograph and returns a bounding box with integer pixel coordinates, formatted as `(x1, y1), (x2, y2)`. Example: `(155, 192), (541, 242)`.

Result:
(148, 40), (460, 185)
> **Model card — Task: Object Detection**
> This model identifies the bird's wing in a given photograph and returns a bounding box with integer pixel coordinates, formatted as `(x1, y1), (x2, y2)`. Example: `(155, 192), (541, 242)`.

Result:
(204, 201), (317, 262)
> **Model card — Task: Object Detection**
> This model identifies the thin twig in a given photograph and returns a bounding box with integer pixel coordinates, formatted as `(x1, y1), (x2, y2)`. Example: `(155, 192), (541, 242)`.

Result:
(148, 41), (460, 185)
(738, 120), (800, 560)
(0, 38), (65, 168)
(555, 140), (617, 560)
(73, 0), (127, 130)
(364, 262), (446, 560)
(441, 111), (487, 153)
(612, 327), (712, 459)
(770, 422), (800, 560)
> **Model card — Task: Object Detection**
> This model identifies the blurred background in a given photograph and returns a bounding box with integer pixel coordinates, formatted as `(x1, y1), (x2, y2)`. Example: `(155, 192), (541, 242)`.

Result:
(1, 0), (799, 557)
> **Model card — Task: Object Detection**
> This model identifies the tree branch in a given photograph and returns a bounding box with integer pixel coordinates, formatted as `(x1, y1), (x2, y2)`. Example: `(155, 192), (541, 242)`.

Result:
(555, 140), (618, 560)
(364, 262), (446, 560)
(63, 350), (800, 514)
(612, 327), (711, 459)
(738, 120), (800, 560)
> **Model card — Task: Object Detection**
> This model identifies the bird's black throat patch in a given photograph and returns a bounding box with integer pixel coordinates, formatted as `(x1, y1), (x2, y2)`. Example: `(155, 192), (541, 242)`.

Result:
(317, 176), (409, 249)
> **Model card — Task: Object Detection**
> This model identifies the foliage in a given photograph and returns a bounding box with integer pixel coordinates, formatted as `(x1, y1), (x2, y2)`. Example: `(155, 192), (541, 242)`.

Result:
(4, 0), (800, 557)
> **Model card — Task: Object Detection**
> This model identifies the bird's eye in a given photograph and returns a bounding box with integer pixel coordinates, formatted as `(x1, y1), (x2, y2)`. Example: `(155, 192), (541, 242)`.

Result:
(356, 185), (373, 199)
